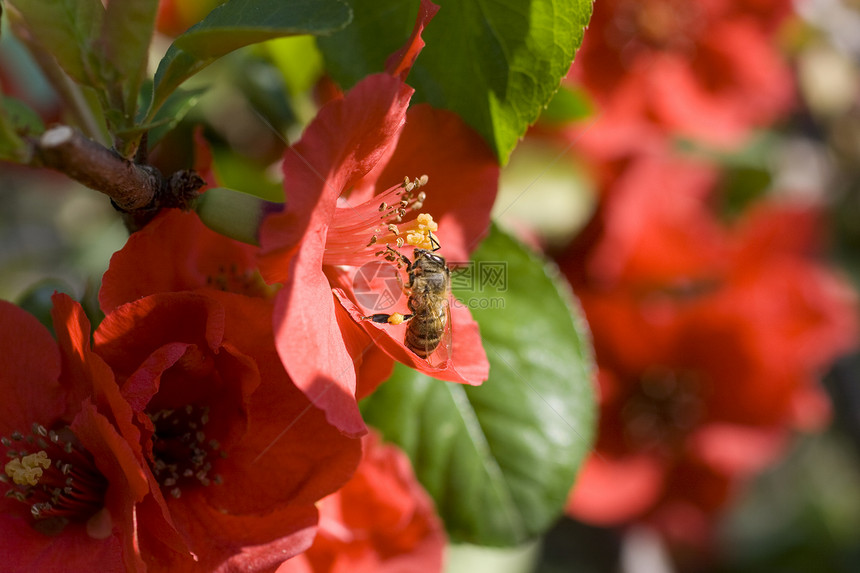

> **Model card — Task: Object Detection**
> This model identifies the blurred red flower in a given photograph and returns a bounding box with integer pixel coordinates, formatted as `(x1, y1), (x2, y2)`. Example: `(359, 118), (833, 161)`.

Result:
(561, 153), (858, 549)
(1, 294), (150, 572)
(258, 0), (495, 436)
(561, 153), (728, 287)
(565, 0), (795, 155)
(277, 432), (446, 573)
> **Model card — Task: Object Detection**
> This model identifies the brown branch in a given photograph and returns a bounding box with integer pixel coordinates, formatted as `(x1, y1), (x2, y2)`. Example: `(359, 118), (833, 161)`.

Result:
(33, 126), (204, 231)
(37, 126), (160, 211)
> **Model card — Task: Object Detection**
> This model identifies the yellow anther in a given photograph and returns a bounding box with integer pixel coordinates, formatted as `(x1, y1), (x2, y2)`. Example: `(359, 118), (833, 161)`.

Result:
(402, 213), (439, 249)
(387, 313), (406, 325)
(416, 213), (438, 231)
(406, 232), (430, 248)
(5, 451), (51, 486)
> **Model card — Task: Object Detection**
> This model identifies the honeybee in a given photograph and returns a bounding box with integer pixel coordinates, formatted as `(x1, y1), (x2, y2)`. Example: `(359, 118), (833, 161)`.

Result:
(364, 243), (452, 363)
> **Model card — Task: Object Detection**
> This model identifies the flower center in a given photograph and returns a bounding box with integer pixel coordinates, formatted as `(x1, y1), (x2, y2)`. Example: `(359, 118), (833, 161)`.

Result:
(148, 405), (223, 499)
(324, 175), (436, 267)
(621, 368), (704, 452)
(2, 424), (107, 531)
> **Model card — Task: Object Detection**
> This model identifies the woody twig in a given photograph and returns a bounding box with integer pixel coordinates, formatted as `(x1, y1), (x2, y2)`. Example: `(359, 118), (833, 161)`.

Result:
(33, 125), (204, 230)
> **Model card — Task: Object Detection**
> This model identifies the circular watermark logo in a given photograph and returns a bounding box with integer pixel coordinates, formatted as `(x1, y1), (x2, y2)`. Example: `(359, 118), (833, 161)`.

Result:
(352, 261), (404, 312)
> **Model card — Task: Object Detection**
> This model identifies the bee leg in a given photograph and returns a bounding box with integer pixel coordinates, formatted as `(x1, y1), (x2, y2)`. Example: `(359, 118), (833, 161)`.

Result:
(363, 313), (413, 325)
(385, 244), (416, 291)
(386, 244), (414, 272)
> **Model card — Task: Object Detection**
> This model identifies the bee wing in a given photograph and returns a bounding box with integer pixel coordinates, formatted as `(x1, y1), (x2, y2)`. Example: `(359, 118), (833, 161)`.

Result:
(425, 295), (454, 369)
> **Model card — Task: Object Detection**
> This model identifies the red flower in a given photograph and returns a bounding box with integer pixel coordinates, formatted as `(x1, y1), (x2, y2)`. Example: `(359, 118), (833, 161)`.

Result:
(1, 294), (150, 572)
(563, 0), (795, 154)
(277, 432), (446, 573)
(98, 208), (363, 570)
(561, 155), (858, 549)
(92, 291), (361, 571)
(559, 153), (728, 287)
(258, 1), (496, 436)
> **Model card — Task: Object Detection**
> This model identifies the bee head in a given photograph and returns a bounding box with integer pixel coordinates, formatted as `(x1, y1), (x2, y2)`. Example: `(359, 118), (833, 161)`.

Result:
(414, 248), (446, 267)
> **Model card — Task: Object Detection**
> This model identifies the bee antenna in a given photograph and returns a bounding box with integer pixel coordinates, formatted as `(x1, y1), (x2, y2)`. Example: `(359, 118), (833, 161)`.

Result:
(429, 232), (441, 252)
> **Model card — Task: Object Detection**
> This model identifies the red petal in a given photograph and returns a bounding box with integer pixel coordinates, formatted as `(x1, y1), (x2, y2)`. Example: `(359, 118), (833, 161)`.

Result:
(585, 153), (726, 285)
(150, 496), (318, 572)
(51, 294), (149, 483)
(0, 512), (127, 573)
(94, 293), (226, 378)
(100, 210), (259, 314)
(118, 342), (190, 413)
(0, 300), (64, 432)
(687, 424), (787, 475)
(282, 432), (446, 573)
(443, 301), (490, 383)
(51, 293), (126, 421)
(259, 73), (414, 284)
(567, 453), (665, 525)
(355, 104), (499, 263)
(356, 345), (396, 401)
(258, 73), (416, 435)
(332, 298), (396, 400)
(95, 294), (259, 462)
(174, 292), (362, 518)
(215, 364), (363, 512)
(385, 0), (440, 80)
(333, 289), (488, 385)
(71, 401), (150, 573)
(272, 268), (366, 437)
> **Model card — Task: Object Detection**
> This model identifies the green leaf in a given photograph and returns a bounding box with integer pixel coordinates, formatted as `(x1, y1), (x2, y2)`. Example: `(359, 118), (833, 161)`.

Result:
(195, 187), (280, 246)
(316, 1), (414, 85)
(2, 95), (44, 134)
(143, 87), (207, 148)
(447, 540), (541, 573)
(99, 0), (159, 122)
(361, 224), (596, 546)
(149, 0), (352, 119)
(0, 110), (26, 162)
(210, 147), (285, 203)
(6, 0), (104, 86)
(265, 35), (325, 96)
(318, 0), (593, 164)
(0, 95), (44, 162)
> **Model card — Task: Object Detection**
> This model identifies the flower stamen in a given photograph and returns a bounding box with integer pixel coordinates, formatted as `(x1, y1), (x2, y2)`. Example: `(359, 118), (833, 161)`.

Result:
(324, 174), (435, 267)
(148, 405), (222, 498)
(5, 451), (51, 486)
(1, 424), (107, 529)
